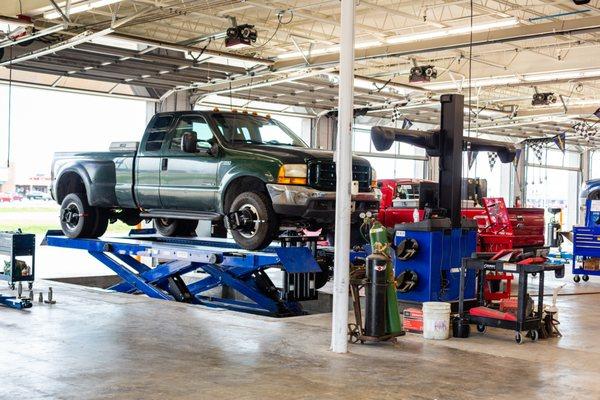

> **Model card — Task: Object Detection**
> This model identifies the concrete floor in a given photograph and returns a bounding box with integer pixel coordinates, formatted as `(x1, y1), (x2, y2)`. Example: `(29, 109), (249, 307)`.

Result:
(2, 278), (600, 400)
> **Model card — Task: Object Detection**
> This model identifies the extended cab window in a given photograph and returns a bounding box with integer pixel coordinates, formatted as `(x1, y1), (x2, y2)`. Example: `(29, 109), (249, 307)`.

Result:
(169, 116), (213, 151)
(145, 115), (173, 151)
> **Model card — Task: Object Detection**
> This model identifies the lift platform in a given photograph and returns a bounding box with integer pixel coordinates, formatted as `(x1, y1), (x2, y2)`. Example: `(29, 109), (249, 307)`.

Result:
(42, 230), (328, 317)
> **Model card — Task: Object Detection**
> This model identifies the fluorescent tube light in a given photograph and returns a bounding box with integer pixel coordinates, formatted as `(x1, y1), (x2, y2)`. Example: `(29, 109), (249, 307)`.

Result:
(386, 18), (518, 44)
(424, 76), (520, 91)
(277, 18), (518, 60)
(277, 40), (382, 59)
(522, 69), (600, 82)
(44, 0), (122, 20)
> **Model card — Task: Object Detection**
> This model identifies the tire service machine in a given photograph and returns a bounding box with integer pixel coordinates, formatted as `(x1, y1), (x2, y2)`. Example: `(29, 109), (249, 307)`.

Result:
(370, 94), (516, 305)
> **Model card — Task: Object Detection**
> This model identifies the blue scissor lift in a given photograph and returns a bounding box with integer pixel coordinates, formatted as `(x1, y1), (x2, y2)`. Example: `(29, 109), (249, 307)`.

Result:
(43, 230), (328, 317)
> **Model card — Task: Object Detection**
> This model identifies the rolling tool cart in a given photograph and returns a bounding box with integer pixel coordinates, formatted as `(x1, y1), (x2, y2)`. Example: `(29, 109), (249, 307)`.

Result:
(457, 252), (564, 344)
(0, 230), (35, 309)
(572, 199), (600, 283)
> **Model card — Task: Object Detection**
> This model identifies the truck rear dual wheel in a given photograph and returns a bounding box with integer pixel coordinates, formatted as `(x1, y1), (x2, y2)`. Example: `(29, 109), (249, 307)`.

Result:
(154, 218), (198, 237)
(60, 193), (108, 238)
(229, 191), (279, 250)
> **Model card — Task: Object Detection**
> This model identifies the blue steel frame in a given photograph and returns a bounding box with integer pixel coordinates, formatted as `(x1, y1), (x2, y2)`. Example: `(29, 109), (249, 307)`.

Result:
(43, 231), (320, 316)
(0, 294), (32, 310)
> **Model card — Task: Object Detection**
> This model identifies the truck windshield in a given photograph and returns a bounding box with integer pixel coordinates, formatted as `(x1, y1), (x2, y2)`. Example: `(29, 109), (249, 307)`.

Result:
(213, 114), (307, 147)
(396, 184), (420, 200)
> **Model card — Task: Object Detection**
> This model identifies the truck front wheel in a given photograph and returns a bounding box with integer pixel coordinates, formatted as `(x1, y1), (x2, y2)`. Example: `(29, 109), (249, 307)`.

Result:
(229, 191), (279, 250)
(154, 218), (198, 237)
(60, 193), (107, 238)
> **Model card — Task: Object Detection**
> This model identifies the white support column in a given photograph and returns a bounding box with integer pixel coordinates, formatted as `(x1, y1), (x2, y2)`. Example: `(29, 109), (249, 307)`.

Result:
(145, 101), (156, 124)
(330, 0), (355, 354)
(582, 149), (591, 184)
(514, 146), (527, 206)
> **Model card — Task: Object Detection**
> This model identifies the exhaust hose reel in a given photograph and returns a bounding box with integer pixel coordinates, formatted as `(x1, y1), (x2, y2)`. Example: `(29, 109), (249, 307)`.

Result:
(395, 238), (419, 261)
(395, 270), (418, 293)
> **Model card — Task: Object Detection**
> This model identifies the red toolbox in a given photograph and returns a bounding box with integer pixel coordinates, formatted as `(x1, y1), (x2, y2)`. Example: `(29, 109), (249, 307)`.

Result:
(403, 307), (423, 334)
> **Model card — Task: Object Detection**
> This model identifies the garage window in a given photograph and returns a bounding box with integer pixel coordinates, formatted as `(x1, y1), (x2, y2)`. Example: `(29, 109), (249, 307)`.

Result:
(591, 150), (600, 179)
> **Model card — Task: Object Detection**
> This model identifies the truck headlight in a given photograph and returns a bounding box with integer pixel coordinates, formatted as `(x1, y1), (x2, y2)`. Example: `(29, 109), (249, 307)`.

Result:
(371, 167), (378, 188)
(277, 164), (308, 185)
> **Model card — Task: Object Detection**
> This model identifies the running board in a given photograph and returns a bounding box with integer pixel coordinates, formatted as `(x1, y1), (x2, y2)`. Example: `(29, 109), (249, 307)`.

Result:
(140, 210), (222, 221)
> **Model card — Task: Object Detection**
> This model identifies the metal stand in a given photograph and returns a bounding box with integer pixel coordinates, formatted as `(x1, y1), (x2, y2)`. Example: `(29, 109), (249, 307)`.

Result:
(0, 231), (35, 290)
(43, 230), (325, 317)
(347, 268), (405, 344)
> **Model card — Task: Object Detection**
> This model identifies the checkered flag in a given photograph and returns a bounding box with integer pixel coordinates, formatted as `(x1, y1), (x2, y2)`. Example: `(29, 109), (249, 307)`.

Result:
(488, 152), (498, 170)
(529, 142), (543, 164)
(391, 105), (402, 123)
(574, 122), (597, 141)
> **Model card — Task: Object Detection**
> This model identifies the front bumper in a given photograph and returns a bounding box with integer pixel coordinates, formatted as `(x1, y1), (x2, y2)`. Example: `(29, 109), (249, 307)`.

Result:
(266, 184), (380, 223)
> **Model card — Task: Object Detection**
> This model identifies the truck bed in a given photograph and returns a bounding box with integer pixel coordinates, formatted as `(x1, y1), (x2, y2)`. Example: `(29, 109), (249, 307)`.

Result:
(51, 149), (137, 208)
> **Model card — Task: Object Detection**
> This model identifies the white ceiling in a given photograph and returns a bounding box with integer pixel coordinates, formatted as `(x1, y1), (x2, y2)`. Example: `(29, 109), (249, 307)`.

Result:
(1, 0), (600, 147)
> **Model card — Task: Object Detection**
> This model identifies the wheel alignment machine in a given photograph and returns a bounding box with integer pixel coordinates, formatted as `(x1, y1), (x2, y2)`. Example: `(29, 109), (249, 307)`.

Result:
(370, 94), (517, 304)
(42, 230), (327, 316)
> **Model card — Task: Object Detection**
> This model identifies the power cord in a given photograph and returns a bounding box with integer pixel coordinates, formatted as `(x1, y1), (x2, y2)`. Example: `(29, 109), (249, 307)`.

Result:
(253, 9), (293, 49)
(6, 37), (12, 168)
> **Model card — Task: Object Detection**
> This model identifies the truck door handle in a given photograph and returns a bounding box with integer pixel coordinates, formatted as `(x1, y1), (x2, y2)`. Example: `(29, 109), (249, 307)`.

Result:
(161, 158), (168, 171)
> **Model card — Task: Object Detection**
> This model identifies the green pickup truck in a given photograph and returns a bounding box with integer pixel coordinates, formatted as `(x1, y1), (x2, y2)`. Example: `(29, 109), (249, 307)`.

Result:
(51, 111), (380, 249)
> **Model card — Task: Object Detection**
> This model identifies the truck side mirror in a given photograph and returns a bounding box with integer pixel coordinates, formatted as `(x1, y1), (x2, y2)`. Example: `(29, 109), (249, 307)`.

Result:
(181, 131), (197, 153)
(207, 141), (219, 157)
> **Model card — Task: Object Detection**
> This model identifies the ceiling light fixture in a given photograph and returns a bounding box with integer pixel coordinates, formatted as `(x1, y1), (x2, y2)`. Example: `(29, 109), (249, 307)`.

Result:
(276, 18), (518, 60)
(423, 68), (600, 91)
(276, 41), (382, 60)
(44, 0), (122, 20)
(385, 18), (518, 45)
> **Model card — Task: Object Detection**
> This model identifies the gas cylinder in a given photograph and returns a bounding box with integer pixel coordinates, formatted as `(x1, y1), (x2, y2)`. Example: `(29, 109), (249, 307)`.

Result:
(369, 221), (402, 334)
(364, 253), (388, 337)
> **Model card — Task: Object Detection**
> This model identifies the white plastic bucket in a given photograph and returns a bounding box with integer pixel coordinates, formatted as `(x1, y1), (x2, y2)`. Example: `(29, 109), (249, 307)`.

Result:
(422, 302), (451, 340)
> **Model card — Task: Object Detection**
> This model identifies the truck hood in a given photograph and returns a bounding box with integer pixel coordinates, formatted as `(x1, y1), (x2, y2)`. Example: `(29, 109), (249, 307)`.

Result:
(581, 178), (600, 199)
(228, 143), (371, 166)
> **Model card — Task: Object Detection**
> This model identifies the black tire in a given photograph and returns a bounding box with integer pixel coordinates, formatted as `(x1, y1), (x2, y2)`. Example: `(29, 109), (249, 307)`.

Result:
(574, 275), (581, 283)
(60, 193), (98, 238)
(229, 191), (279, 250)
(530, 330), (539, 342)
(582, 274), (590, 282)
(476, 324), (486, 333)
(515, 332), (524, 345)
(212, 220), (228, 238)
(90, 208), (109, 238)
(154, 218), (198, 237)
